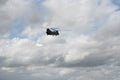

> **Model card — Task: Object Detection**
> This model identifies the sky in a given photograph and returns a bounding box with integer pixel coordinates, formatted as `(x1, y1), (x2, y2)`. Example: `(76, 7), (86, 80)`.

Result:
(0, 0), (120, 80)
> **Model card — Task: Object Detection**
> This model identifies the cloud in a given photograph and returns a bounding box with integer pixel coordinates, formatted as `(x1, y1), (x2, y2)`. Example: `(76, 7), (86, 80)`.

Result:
(43, 0), (118, 32)
(44, 0), (97, 30)
(0, 0), (120, 80)
(0, 0), (49, 38)
(92, 11), (120, 40)
(0, 34), (119, 68)
(0, 0), (30, 37)
(0, 0), (8, 6)
(0, 10), (13, 37)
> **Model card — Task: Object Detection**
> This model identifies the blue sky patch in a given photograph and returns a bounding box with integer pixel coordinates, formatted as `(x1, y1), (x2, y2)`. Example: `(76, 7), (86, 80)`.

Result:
(9, 18), (25, 39)
(32, 0), (45, 5)
(112, 0), (120, 7)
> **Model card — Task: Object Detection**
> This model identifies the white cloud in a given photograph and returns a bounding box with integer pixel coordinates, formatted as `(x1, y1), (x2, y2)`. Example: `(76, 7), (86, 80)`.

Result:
(43, 0), (118, 33)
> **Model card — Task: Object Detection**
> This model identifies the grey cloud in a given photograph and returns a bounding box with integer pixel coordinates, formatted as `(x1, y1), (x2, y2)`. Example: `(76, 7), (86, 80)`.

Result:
(30, 52), (58, 66)
(0, 56), (6, 67)
(0, 10), (12, 35)
(74, 53), (112, 67)
(55, 52), (113, 68)
(92, 11), (120, 40)
(0, 69), (37, 80)
(0, 0), (8, 6)
(68, 67), (120, 80)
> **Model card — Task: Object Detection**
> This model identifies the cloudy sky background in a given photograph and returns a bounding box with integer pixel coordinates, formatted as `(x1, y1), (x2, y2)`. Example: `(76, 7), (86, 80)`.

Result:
(0, 0), (120, 80)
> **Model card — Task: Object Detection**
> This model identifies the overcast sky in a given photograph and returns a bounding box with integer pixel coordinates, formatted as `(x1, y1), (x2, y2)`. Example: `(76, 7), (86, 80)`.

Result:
(0, 0), (120, 80)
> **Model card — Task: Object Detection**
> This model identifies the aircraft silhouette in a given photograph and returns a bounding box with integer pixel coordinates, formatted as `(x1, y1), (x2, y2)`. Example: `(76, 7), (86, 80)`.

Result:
(46, 28), (59, 36)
